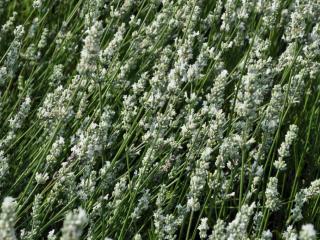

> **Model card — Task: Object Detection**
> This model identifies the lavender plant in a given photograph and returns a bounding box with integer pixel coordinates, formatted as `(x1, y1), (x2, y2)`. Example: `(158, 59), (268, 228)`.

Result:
(0, 0), (319, 239)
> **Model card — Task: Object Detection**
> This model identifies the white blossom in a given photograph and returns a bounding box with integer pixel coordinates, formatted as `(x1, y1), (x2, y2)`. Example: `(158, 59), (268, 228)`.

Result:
(299, 224), (316, 240)
(198, 217), (209, 239)
(0, 197), (17, 240)
(61, 208), (88, 240)
(274, 124), (299, 171)
(289, 179), (320, 223)
(225, 202), (256, 239)
(265, 177), (280, 211)
(77, 21), (103, 77)
(187, 147), (212, 211)
(35, 172), (49, 184)
(283, 225), (298, 240)
(131, 189), (151, 220)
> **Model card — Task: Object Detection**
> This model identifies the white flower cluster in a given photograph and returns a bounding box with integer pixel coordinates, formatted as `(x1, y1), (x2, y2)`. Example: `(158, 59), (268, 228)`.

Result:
(47, 230), (57, 240)
(284, 0), (320, 43)
(0, 66), (7, 86)
(24, 194), (43, 239)
(0, 197), (17, 240)
(203, 69), (228, 121)
(0, 11), (17, 38)
(32, 0), (43, 9)
(35, 172), (49, 185)
(225, 203), (256, 239)
(290, 179), (320, 223)
(45, 136), (65, 172)
(70, 107), (113, 165)
(152, 185), (186, 239)
(100, 23), (126, 65)
(283, 224), (317, 240)
(61, 208), (88, 240)
(131, 189), (151, 220)
(274, 124), (299, 171)
(283, 225), (298, 240)
(261, 84), (285, 137)
(198, 217), (209, 239)
(9, 96), (31, 131)
(265, 177), (280, 212)
(299, 224), (317, 240)
(209, 219), (226, 240)
(77, 21), (103, 78)
(235, 50), (274, 130)
(38, 28), (49, 50)
(187, 146), (212, 211)
(208, 203), (256, 240)
(1, 96), (32, 147)
(0, 151), (9, 187)
(49, 65), (64, 87)
(4, 25), (24, 78)
(37, 86), (74, 127)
